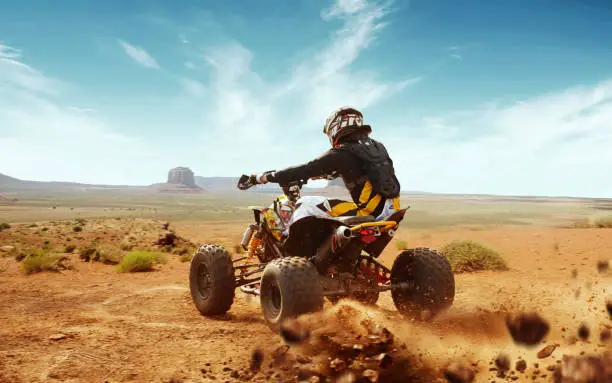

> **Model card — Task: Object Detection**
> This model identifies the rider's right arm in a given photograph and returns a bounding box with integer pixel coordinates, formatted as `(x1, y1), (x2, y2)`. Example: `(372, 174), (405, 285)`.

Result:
(265, 149), (344, 185)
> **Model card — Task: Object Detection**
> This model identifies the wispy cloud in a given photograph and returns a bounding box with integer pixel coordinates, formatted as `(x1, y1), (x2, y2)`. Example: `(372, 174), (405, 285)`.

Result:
(0, 42), (156, 184)
(384, 79), (612, 197)
(118, 40), (160, 69)
(185, 0), (420, 170)
(179, 77), (205, 96)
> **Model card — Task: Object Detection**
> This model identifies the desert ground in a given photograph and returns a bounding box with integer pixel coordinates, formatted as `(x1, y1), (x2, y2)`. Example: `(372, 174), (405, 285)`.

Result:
(0, 190), (611, 382)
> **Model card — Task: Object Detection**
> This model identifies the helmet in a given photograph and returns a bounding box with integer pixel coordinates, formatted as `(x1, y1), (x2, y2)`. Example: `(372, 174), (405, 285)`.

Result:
(323, 107), (372, 146)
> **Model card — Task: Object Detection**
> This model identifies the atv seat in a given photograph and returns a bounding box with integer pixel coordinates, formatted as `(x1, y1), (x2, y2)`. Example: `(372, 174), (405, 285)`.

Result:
(338, 215), (376, 226)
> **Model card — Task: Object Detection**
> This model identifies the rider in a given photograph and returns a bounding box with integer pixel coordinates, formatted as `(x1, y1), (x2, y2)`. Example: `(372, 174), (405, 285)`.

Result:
(243, 107), (401, 222)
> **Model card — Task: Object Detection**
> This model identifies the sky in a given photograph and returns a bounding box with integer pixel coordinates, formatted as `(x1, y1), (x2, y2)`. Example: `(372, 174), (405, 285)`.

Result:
(1, 0), (612, 197)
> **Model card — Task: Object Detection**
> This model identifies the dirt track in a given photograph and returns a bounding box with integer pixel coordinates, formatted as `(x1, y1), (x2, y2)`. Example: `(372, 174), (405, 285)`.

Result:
(1, 222), (611, 382)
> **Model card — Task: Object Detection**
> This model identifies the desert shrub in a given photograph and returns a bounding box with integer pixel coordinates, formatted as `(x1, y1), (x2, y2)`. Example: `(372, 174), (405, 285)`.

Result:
(179, 252), (193, 263)
(594, 216), (612, 228)
(440, 239), (508, 273)
(395, 240), (408, 250)
(21, 251), (71, 275)
(65, 244), (77, 253)
(0, 223), (10, 231)
(72, 226), (83, 232)
(119, 241), (134, 251)
(79, 245), (123, 264)
(28, 223), (38, 228)
(96, 245), (123, 264)
(117, 251), (167, 273)
(172, 246), (193, 256)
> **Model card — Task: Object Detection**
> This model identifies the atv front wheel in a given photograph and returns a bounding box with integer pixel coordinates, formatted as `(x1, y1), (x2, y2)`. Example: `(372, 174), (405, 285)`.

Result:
(260, 257), (324, 332)
(189, 244), (235, 315)
(391, 248), (455, 321)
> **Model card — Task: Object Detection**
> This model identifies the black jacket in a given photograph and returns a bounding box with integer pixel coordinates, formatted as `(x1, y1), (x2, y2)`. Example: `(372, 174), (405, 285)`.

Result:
(267, 138), (400, 207)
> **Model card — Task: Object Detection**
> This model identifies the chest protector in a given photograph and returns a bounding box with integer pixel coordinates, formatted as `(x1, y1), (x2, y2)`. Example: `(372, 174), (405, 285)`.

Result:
(341, 138), (401, 199)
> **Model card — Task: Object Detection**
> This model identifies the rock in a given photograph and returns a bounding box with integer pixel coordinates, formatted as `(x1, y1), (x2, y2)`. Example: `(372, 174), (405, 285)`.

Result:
(495, 353), (511, 376)
(376, 353), (392, 369)
(516, 360), (527, 373)
(0, 245), (15, 253)
(362, 369), (379, 382)
(596, 260), (609, 273)
(443, 362), (475, 383)
(49, 333), (67, 341)
(167, 167), (197, 188)
(250, 348), (263, 371)
(554, 353), (612, 382)
(330, 358), (347, 373)
(279, 320), (310, 344)
(577, 323), (590, 341)
(600, 329), (611, 342)
(537, 344), (559, 359)
(505, 312), (550, 346)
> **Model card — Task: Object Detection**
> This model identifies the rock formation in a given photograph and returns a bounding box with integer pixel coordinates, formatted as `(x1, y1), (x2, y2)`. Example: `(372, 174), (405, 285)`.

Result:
(167, 167), (197, 188)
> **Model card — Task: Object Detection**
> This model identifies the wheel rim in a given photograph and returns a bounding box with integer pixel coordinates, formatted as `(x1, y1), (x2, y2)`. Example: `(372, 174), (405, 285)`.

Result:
(268, 284), (282, 317)
(197, 263), (212, 300)
(392, 258), (417, 313)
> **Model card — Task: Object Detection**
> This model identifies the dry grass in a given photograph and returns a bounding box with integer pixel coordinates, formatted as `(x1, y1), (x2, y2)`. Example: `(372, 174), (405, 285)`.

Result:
(117, 251), (167, 273)
(440, 239), (509, 273)
(571, 215), (612, 228)
(395, 240), (408, 250)
(21, 250), (72, 275)
(0, 222), (10, 231)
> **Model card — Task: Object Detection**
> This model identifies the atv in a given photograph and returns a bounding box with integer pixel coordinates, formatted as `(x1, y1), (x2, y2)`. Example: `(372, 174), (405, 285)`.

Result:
(189, 176), (455, 331)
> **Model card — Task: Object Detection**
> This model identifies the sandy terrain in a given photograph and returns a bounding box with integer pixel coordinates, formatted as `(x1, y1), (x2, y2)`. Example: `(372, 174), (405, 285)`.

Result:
(0, 219), (611, 382)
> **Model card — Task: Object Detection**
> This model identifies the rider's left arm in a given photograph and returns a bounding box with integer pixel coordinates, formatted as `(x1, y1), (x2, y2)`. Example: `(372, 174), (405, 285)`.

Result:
(261, 149), (340, 186)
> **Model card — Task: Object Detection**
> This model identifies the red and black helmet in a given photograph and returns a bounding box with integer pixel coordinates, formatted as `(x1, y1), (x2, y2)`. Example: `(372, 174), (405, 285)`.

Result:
(323, 107), (372, 147)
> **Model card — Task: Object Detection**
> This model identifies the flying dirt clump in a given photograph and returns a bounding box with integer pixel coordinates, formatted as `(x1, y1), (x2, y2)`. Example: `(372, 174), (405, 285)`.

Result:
(248, 303), (444, 382)
(443, 362), (476, 383)
(552, 352), (612, 382)
(505, 311), (550, 346)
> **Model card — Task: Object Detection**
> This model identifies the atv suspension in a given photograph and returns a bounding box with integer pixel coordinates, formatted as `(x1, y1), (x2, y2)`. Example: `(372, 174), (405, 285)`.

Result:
(356, 256), (392, 285)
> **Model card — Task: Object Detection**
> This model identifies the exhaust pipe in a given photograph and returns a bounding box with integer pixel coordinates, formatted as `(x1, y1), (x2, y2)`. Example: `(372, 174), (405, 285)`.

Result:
(312, 225), (352, 272)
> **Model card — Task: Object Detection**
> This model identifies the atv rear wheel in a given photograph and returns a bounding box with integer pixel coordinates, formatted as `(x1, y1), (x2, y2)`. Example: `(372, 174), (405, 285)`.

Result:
(189, 244), (235, 315)
(260, 257), (324, 332)
(391, 248), (455, 321)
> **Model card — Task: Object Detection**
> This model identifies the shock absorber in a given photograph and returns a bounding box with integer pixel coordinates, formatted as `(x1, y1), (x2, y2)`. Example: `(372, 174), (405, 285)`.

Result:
(246, 230), (263, 259)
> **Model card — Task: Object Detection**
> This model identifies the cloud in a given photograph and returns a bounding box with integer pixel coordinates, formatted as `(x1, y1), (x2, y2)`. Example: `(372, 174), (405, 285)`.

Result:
(189, 0), (418, 172)
(118, 40), (160, 69)
(383, 79), (612, 197)
(178, 77), (205, 96)
(0, 43), (159, 185)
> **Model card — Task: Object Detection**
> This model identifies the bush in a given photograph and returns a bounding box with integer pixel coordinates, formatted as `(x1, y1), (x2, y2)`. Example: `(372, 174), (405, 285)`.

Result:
(79, 245), (123, 264)
(21, 251), (71, 275)
(571, 216), (612, 228)
(65, 244), (77, 253)
(72, 226), (83, 232)
(117, 251), (167, 273)
(395, 240), (408, 250)
(594, 216), (612, 228)
(440, 239), (508, 273)
(180, 252), (193, 263)
(0, 222), (10, 231)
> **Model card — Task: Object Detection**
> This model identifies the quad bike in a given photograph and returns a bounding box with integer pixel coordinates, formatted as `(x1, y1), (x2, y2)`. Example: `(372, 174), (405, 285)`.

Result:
(189, 176), (455, 331)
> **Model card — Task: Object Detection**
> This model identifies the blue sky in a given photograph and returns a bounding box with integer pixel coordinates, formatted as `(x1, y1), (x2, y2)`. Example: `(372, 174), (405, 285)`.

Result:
(1, 0), (611, 197)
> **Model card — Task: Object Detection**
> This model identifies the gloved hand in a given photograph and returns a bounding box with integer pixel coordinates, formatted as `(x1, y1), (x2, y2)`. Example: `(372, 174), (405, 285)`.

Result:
(237, 171), (274, 190)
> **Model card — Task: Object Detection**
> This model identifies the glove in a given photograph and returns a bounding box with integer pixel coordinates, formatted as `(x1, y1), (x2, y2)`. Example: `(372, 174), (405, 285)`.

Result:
(237, 172), (274, 190)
